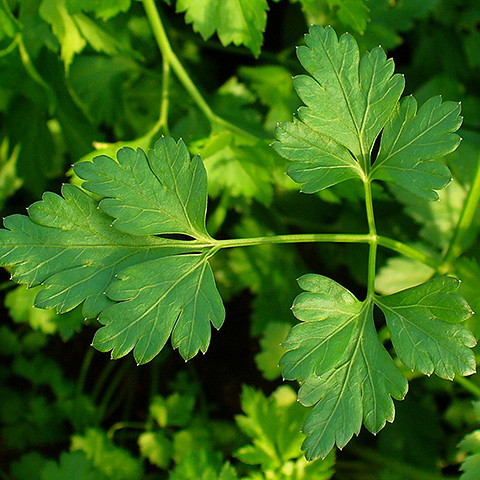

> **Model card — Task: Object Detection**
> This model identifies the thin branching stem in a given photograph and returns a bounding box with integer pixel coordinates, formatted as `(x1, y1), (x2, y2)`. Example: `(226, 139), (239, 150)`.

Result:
(141, 0), (258, 140)
(441, 151), (480, 272)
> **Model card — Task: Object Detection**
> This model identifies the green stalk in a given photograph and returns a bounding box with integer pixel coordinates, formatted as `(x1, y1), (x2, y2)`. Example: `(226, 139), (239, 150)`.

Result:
(141, 0), (257, 140)
(159, 56), (171, 135)
(377, 236), (439, 269)
(107, 421), (147, 440)
(215, 233), (375, 249)
(364, 180), (378, 297)
(97, 360), (130, 421)
(211, 232), (439, 269)
(76, 347), (94, 394)
(441, 151), (480, 272)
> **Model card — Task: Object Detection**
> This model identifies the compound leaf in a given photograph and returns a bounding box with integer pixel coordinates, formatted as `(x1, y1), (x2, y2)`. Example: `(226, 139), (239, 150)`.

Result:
(376, 277), (476, 380)
(176, 0), (268, 57)
(280, 275), (408, 460)
(274, 26), (462, 200)
(75, 137), (211, 240)
(0, 137), (224, 363)
(273, 25), (404, 192)
(371, 96), (462, 200)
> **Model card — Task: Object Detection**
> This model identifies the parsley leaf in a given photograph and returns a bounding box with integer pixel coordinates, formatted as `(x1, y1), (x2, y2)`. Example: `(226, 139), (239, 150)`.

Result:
(0, 137), (224, 363)
(75, 137), (211, 240)
(281, 274), (407, 460)
(376, 277), (476, 380)
(94, 253), (224, 363)
(274, 25), (462, 200)
(280, 274), (475, 460)
(175, 0), (269, 56)
(235, 385), (335, 478)
(371, 96), (462, 200)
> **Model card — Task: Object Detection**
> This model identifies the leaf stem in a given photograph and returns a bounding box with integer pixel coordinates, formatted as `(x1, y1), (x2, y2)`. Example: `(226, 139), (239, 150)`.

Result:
(159, 56), (171, 135)
(215, 233), (375, 249)
(377, 236), (439, 269)
(107, 421), (147, 440)
(141, 0), (257, 140)
(211, 231), (440, 271)
(441, 151), (480, 272)
(364, 180), (378, 296)
(76, 347), (94, 394)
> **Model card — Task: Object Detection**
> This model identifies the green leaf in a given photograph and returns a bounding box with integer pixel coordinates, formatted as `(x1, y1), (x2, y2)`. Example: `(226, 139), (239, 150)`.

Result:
(280, 275), (408, 460)
(75, 137), (211, 240)
(326, 0), (370, 34)
(39, 0), (86, 71)
(273, 25), (404, 192)
(0, 139), (22, 211)
(375, 256), (435, 295)
(255, 322), (291, 380)
(376, 277), (476, 380)
(175, 0), (269, 56)
(235, 385), (335, 477)
(0, 184), (172, 317)
(71, 428), (142, 480)
(459, 430), (480, 480)
(200, 132), (275, 205)
(40, 451), (105, 480)
(371, 96), (462, 200)
(65, 0), (132, 19)
(149, 393), (196, 428)
(138, 431), (173, 469)
(94, 254), (224, 363)
(274, 25), (463, 200)
(0, 137), (224, 363)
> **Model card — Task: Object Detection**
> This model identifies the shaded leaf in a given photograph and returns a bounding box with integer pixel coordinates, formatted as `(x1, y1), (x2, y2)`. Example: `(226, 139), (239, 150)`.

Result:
(138, 431), (173, 469)
(326, 0), (370, 34)
(40, 0), (86, 71)
(65, 0), (132, 19)
(176, 0), (269, 56)
(71, 428), (142, 480)
(40, 451), (105, 480)
(235, 385), (335, 477)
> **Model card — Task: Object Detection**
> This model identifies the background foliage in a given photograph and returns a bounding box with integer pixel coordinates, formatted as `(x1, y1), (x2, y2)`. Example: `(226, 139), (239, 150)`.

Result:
(1, 0), (480, 478)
